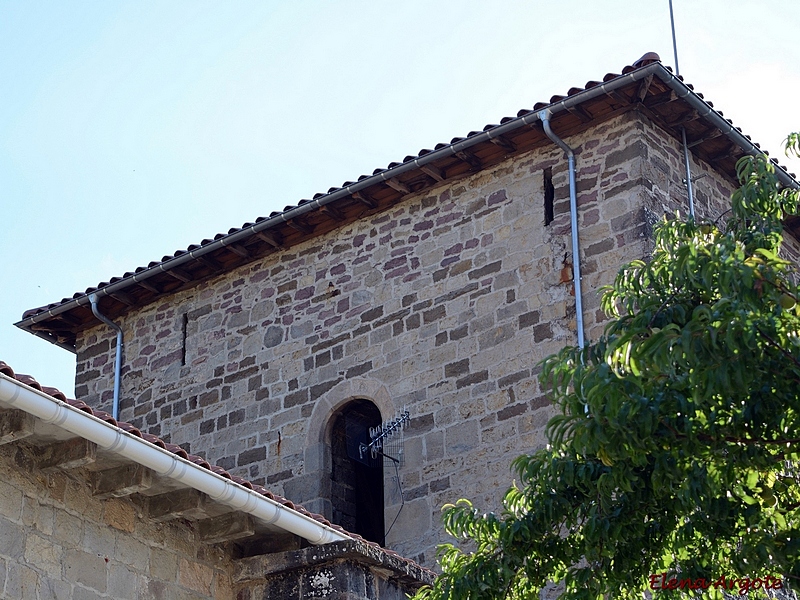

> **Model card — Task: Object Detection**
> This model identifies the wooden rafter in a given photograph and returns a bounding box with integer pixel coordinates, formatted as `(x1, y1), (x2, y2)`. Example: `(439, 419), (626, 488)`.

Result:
(385, 178), (411, 195)
(420, 164), (444, 182)
(286, 218), (313, 235)
(321, 204), (346, 221)
(488, 134), (516, 153)
(56, 312), (83, 327)
(195, 254), (224, 272)
(565, 104), (593, 123)
(136, 279), (160, 294)
(455, 149), (482, 170)
(352, 191), (377, 209)
(165, 267), (193, 283)
(255, 230), (283, 248)
(644, 89), (677, 108)
(636, 74), (654, 102)
(666, 109), (699, 128)
(687, 128), (723, 149)
(604, 88), (631, 108)
(110, 291), (135, 306)
(224, 243), (249, 258)
(708, 145), (736, 163)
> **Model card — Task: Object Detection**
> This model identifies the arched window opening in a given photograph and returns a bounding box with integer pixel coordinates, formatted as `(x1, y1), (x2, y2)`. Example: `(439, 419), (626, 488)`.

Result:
(330, 399), (385, 545)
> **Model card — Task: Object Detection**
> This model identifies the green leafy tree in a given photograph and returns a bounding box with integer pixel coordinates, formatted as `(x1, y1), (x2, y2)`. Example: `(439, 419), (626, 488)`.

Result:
(414, 138), (800, 600)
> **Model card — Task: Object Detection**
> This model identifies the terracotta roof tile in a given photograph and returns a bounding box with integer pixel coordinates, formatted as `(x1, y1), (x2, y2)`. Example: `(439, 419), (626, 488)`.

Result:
(19, 53), (798, 348)
(0, 359), (433, 575)
(41, 386), (67, 401)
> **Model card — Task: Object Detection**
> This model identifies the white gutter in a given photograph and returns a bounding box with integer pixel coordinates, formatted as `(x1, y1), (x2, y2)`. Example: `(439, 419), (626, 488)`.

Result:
(0, 372), (349, 546)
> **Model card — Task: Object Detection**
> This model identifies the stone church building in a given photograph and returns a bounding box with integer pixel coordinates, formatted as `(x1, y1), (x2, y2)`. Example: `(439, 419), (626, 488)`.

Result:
(4, 53), (798, 597)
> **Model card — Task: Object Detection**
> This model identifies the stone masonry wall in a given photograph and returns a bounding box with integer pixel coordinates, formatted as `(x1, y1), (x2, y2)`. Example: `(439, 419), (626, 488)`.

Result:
(74, 109), (746, 566)
(0, 443), (233, 600)
(233, 540), (434, 600)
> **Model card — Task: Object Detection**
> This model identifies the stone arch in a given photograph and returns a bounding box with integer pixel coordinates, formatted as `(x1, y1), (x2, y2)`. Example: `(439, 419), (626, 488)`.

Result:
(299, 378), (396, 535)
(305, 378), (395, 448)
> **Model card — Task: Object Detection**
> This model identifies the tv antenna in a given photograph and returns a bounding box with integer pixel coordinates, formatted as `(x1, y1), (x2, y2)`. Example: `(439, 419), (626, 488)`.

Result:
(359, 410), (410, 467)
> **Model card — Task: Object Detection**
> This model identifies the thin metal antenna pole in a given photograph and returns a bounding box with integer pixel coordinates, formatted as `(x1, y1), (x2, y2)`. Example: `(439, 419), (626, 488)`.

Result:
(669, 0), (695, 218)
(669, 0), (680, 76)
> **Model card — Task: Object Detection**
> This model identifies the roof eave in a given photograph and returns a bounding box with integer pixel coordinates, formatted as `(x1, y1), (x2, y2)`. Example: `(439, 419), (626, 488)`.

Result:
(16, 61), (799, 349)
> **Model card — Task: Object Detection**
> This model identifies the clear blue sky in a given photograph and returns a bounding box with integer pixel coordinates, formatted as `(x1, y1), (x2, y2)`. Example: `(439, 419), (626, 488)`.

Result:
(2, 1), (799, 396)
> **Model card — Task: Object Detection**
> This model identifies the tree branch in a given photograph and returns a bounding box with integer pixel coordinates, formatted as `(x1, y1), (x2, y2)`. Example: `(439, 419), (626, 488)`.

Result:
(756, 327), (800, 371)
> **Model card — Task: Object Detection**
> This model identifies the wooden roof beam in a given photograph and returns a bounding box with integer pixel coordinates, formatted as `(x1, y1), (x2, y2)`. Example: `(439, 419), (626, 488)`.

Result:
(666, 109), (699, 128)
(224, 243), (249, 259)
(110, 291), (135, 307)
(165, 267), (193, 283)
(385, 177), (411, 195)
(195, 254), (224, 272)
(321, 204), (346, 221)
(420, 164), (444, 182)
(565, 104), (593, 123)
(30, 322), (70, 333)
(687, 128), (723, 149)
(136, 279), (160, 294)
(455, 149), (482, 170)
(255, 230), (283, 248)
(287, 218), (313, 235)
(56, 312), (83, 327)
(488, 134), (516, 153)
(644, 89), (677, 108)
(604, 88), (631, 108)
(709, 145), (736, 163)
(636, 74), (654, 102)
(352, 191), (377, 209)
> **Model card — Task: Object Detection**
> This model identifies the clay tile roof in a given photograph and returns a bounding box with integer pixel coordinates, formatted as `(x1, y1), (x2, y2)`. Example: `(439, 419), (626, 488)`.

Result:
(17, 53), (799, 351)
(41, 386), (67, 401)
(0, 359), (433, 575)
(119, 422), (144, 437)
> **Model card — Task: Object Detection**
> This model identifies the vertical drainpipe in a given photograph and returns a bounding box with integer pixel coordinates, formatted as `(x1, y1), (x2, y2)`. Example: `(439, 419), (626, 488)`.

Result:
(88, 294), (123, 420)
(681, 127), (695, 218)
(538, 110), (585, 349)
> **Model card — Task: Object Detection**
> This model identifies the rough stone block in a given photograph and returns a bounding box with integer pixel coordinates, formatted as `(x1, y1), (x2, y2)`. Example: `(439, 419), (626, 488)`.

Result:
(64, 548), (107, 593)
(0, 516), (25, 559)
(92, 464), (152, 499)
(34, 437), (97, 472)
(148, 488), (233, 522)
(0, 409), (34, 445)
(198, 512), (255, 544)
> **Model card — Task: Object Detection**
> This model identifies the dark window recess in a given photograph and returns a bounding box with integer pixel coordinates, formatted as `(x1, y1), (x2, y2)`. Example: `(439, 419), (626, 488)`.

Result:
(330, 399), (385, 545)
(544, 167), (555, 226)
(180, 313), (189, 366)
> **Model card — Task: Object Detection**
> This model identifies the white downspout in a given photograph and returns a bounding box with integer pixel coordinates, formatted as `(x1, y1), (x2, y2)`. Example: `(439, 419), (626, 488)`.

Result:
(539, 110), (586, 349)
(0, 373), (350, 546)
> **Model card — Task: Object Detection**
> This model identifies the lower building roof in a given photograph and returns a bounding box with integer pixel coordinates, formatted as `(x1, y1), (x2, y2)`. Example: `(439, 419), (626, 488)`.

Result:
(0, 358), (432, 576)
